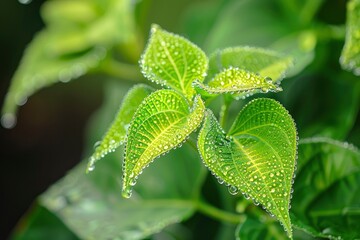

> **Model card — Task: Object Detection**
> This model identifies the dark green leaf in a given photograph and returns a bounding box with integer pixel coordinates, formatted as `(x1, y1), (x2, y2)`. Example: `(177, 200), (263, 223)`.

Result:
(198, 98), (297, 237)
(140, 24), (208, 99)
(291, 137), (360, 239)
(10, 205), (78, 240)
(236, 217), (287, 240)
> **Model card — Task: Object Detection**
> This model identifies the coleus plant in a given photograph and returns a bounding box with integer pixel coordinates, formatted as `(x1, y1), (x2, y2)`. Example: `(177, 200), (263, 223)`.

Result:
(87, 24), (297, 238)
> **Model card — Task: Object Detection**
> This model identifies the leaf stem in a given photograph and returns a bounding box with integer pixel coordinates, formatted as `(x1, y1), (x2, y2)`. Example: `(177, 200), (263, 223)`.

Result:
(299, 0), (324, 25)
(100, 57), (144, 82)
(196, 199), (245, 224)
(219, 96), (232, 129)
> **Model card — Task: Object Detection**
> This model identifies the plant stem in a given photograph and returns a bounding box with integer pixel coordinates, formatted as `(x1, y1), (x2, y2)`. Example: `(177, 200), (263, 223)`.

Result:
(219, 96), (232, 129)
(196, 199), (245, 224)
(299, 0), (324, 25)
(186, 138), (198, 152)
(100, 57), (144, 82)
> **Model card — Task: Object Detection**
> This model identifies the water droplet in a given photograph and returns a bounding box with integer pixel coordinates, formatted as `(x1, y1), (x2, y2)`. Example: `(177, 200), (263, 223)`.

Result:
(1, 113), (17, 129)
(228, 185), (238, 195)
(122, 187), (132, 198)
(93, 141), (101, 149)
(18, 0), (32, 4)
(87, 164), (95, 172)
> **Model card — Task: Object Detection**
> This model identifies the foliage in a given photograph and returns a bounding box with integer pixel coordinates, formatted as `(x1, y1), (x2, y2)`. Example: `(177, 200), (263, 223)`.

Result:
(3, 0), (360, 239)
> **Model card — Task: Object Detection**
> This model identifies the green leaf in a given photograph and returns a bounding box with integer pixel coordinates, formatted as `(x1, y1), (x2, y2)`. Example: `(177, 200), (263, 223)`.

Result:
(208, 46), (293, 82)
(140, 24), (208, 99)
(41, 0), (99, 27)
(87, 84), (153, 171)
(198, 98), (297, 237)
(193, 67), (282, 99)
(236, 217), (287, 240)
(291, 137), (360, 239)
(1, 31), (107, 128)
(11, 205), (79, 240)
(122, 90), (205, 198)
(2, 0), (137, 125)
(17, 81), (207, 240)
(341, 0), (360, 75)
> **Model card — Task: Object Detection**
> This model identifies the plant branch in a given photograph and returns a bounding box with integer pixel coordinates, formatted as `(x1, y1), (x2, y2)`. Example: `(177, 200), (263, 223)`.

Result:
(196, 199), (245, 224)
(219, 96), (232, 129)
(299, 0), (324, 25)
(100, 57), (144, 82)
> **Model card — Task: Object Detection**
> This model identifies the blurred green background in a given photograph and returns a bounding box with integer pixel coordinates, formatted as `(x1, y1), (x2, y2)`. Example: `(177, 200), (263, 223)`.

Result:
(1, 0), (360, 239)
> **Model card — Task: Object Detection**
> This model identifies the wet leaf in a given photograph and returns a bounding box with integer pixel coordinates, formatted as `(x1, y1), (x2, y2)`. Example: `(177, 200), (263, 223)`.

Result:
(87, 84), (153, 171)
(291, 137), (360, 239)
(236, 217), (287, 240)
(341, 0), (360, 75)
(208, 47), (293, 83)
(198, 98), (297, 237)
(123, 90), (205, 198)
(193, 67), (282, 99)
(22, 81), (207, 240)
(140, 24), (208, 99)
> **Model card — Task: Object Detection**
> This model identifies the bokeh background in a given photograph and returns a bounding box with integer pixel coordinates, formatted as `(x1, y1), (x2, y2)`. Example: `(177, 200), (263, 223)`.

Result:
(1, 0), (359, 239)
(0, 0), (212, 238)
(0, 1), (103, 238)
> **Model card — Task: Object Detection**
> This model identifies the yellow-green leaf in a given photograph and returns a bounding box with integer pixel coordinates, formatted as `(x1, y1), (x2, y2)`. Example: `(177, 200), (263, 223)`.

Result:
(140, 24), (208, 99)
(208, 46), (293, 82)
(341, 0), (360, 75)
(193, 67), (282, 99)
(198, 98), (297, 237)
(87, 84), (153, 172)
(122, 90), (205, 198)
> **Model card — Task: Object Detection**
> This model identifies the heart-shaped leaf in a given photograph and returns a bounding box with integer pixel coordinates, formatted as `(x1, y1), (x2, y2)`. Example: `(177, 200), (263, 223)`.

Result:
(87, 84), (153, 172)
(140, 24), (208, 99)
(208, 46), (293, 82)
(123, 90), (205, 198)
(193, 67), (282, 99)
(198, 98), (297, 237)
(341, 0), (360, 75)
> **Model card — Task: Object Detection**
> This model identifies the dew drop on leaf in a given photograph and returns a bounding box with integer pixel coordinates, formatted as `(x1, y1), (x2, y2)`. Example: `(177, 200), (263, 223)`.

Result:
(1, 113), (17, 129)
(228, 185), (239, 195)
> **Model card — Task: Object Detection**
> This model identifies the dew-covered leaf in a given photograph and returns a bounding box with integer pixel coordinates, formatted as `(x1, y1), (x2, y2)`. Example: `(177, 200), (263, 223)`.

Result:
(291, 137), (360, 239)
(236, 217), (287, 240)
(87, 84), (153, 171)
(198, 98), (297, 237)
(16, 81), (207, 240)
(341, 0), (360, 75)
(193, 67), (282, 99)
(123, 90), (205, 198)
(208, 47), (293, 83)
(140, 24), (208, 99)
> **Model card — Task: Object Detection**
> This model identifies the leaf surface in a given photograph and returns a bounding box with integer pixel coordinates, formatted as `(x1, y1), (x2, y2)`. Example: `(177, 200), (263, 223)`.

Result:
(87, 84), (153, 171)
(208, 46), (293, 82)
(123, 90), (205, 198)
(341, 0), (360, 75)
(140, 24), (208, 99)
(198, 98), (297, 237)
(1, 0), (136, 124)
(291, 137), (360, 239)
(193, 67), (281, 99)
(16, 81), (207, 240)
